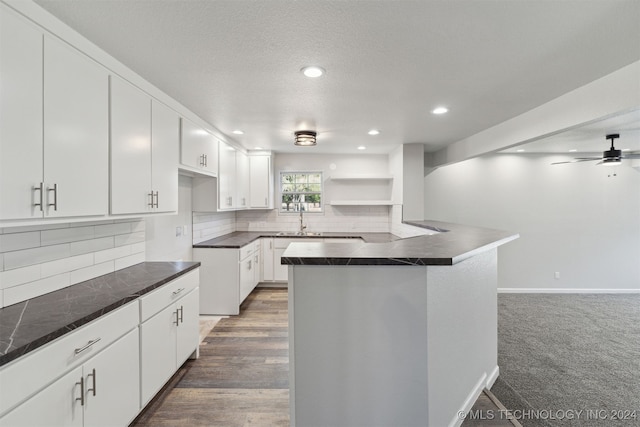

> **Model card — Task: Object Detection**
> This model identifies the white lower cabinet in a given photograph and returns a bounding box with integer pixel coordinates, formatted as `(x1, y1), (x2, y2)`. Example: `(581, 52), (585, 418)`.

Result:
(140, 271), (200, 406)
(262, 238), (274, 281)
(0, 269), (201, 426)
(0, 306), (140, 427)
(194, 240), (260, 315)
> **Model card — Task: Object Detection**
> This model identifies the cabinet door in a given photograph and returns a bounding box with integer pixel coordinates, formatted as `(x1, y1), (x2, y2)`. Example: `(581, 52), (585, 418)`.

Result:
(151, 101), (179, 213)
(262, 239), (274, 281)
(249, 156), (271, 208)
(0, 7), (43, 220)
(236, 151), (249, 209)
(140, 305), (178, 406)
(83, 328), (140, 427)
(43, 36), (108, 218)
(253, 247), (262, 287)
(239, 254), (254, 303)
(176, 288), (200, 366)
(0, 366), (83, 427)
(110, 76), (152, 214)
(180, 119), (217, 174)
(218, 141), (237, 209)
(274, 248), (288, 282)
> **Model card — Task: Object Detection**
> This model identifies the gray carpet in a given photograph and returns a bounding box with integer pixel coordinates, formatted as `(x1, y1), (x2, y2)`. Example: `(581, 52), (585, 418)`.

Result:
(491, 293), (640, 427)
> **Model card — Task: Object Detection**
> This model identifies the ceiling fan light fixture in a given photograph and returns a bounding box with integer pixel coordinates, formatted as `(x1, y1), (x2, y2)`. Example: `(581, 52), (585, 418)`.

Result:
(294, 130), (317, 146)
(602, 158), (622, 167)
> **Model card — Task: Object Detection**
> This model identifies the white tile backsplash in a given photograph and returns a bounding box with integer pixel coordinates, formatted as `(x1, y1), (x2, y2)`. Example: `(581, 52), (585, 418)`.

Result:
(0, 218), (145, 308)
(0, 231), (41, 252)
(4, 273), (71, 307)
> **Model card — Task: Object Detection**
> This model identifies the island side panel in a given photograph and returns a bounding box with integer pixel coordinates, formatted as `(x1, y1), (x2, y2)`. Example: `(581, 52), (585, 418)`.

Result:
(426, 248), (499, 427)
(288, 265), (429, 427)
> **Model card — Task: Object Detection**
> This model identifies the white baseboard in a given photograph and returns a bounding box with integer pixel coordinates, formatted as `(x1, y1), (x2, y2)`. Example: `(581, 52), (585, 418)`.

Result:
(498, 288), (640, 294)
(449, 372), (487, 427)
(486, 365), (500, 389)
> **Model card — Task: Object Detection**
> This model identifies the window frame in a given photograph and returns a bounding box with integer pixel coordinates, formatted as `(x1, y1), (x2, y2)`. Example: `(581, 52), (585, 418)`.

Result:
(278, 170), (324, 213)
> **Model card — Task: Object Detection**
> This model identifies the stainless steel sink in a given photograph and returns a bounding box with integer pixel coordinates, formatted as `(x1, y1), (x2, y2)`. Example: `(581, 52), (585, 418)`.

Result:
(276, 231), (322, 237)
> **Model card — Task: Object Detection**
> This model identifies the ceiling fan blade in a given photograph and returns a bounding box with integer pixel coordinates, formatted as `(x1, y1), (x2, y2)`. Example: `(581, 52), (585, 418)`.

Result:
(550, 158), (599, 165)
(622, 153), (640, 159)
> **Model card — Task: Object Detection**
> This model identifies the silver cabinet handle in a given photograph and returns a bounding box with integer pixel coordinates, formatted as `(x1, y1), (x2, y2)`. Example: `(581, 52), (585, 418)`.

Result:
(178, 305), (184, 324)
(172, 287), (185, 296)
(265, 197), (268, 206)
(173, 309), (180, 326)
(204, 154), (208, 167)
(199, 154), (205, 167)
(74, 338), (101, 355)
(148, 191), (155, 207)
(33, 182), (44, 211)
(76, 376), (85, 406)
(153, 191), (159, 208)
(87, 368), (96, 397)
(47, 183), (58, 211)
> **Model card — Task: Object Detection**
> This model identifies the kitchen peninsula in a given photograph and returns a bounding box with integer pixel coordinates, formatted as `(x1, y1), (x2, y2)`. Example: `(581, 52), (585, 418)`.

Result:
(282, 220), (518, 427)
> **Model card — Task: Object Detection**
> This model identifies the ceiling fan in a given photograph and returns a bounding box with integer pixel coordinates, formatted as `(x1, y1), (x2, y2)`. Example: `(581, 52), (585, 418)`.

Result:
(551, 134), (640, 166)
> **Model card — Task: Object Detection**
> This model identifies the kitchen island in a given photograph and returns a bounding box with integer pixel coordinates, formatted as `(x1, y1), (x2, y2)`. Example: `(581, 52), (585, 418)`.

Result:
(282, 220), (518, 427)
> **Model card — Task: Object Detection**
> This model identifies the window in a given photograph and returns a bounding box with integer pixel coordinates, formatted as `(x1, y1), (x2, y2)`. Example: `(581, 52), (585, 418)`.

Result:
(280, 172), (323, 212)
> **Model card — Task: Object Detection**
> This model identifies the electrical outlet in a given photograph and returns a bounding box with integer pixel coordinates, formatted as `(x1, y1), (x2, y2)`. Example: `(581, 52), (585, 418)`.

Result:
(554, 272), (560, 279)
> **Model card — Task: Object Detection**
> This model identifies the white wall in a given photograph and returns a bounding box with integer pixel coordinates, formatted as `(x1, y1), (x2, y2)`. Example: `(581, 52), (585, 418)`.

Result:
(424, 154), (640, 292)
(145, 175), (194, 261)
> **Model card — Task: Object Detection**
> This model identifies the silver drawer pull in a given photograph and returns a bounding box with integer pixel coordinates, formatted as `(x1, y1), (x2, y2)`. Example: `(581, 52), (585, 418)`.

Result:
(87, 368), (97, 396)
(33, 182), (44, 211)
(172, 287), (185, 296)
(76, 376), (85, 406)
(74, 338), (101, 355)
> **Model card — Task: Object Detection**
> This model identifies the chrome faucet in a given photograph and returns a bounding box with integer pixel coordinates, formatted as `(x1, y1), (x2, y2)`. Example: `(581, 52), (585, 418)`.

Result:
(299, 209), (307, 234)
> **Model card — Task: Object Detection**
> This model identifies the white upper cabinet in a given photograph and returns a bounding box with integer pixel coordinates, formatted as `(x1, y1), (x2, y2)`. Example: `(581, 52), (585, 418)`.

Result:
(236, 151), (249, 209)
(44, 36), (109, 219)
(151, 101), (179, 213)
(218, 140), (237, 210)
(249, 155), (273, 209)
(111, 76), (178, 214)
(0, 6), (108, 223)
(180, 118), (218, 176)
(0, 6), (43, 220)
(110, 76), (152, 214)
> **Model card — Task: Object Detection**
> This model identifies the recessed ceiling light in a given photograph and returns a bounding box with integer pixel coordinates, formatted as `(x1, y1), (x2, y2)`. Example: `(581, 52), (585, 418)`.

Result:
(516, 149), (525, 153)
(432, 106), (448, 115)
(368, 129), (380, 136)
(569, 149), (577, 152)
(232, 130), (244, 135)
(254, 146), (263, 150)
(357, 146), (367, 150)
(301, 66), (325, 78)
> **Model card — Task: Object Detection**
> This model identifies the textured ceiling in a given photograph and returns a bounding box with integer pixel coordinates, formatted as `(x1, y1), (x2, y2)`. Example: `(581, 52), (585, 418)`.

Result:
(33, 0), (640, 154)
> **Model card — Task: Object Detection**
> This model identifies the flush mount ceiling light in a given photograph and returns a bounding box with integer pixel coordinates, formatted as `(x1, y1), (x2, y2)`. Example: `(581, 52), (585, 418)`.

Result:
(357, 146), (367, 150)
(431, 106), (448, 115)
(294, 130), (317, 146)
(368, 129), (380, 136)
(301, 66), (325, 78)
(232, 130), (244, 135)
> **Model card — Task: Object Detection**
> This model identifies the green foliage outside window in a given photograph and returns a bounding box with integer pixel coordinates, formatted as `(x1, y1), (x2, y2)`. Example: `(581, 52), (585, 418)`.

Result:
(280, 172), (322, 212)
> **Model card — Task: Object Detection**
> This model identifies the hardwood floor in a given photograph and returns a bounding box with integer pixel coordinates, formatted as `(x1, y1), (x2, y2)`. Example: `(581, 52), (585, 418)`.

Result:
(131, 287), (519, 427)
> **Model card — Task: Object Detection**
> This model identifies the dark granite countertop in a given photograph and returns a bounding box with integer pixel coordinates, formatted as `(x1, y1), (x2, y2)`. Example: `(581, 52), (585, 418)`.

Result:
(0, 261), (200, 367)
(281, 220), (518, 266)
(193, 231), (401, 248)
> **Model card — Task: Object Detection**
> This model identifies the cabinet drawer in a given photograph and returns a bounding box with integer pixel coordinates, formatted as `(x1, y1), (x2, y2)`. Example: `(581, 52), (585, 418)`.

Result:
(140, 269), (199, 322)
(0, 301), (138, 416)
(239, 241), (257, 261)
(238, 239), (261, 261)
